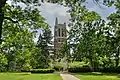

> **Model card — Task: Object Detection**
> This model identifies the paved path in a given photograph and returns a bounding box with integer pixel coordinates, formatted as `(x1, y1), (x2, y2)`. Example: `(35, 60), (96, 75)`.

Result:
(60, 73), (80, 80)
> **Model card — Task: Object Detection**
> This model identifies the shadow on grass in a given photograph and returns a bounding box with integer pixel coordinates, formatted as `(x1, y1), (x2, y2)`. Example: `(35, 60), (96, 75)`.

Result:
(19, 73), (31, 75)
(71, 72), (120, 77)
(117, 74), (120, 78)
(10, 72), (32, 76)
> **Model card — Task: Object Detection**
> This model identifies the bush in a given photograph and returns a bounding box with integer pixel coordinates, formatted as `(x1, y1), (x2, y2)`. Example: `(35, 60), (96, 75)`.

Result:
(21, 70), (31, 72)
(68, 65), (91, 73)
(21, 63), (32, 72)
(53, 62), (64, 71)
(30, 69), (55, 73)
(0, 53), (8, 72)
(69, 62), (86, 68)
(68, 62), (91, 73)
(101, 67), (120, 73)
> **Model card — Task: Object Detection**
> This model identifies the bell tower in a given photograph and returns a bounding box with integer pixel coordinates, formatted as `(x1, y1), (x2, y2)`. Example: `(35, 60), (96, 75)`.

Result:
(54, 17), (67, 54)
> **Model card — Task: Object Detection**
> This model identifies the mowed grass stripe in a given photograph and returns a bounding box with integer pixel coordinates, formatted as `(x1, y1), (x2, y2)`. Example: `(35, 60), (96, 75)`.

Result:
(75, 73), (120, 80)
(0, 73), (62, 80)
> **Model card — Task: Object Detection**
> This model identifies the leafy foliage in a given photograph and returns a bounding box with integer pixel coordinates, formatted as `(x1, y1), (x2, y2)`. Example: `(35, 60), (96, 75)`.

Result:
(0, 2), (50, 71)
(65, 0), (120, 72)
(68, 62), (91, 73)
(0, 53), (7, 71)
(53, 62), (64, 71)
(35, 29), (52, 68)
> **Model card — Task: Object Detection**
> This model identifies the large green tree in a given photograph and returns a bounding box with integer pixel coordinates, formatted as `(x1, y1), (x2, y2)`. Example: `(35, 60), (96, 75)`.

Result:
(0, 3), (49, 71)
(36, 29), (52, 68)
(67, 1), (117, 71)
(107, 12), (120, 67)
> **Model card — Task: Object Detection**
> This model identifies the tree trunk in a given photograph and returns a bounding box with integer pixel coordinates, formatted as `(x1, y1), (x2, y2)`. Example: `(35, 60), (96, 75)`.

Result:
(89, 56), (94, 72)
(116, 46), (120, 67)
(0, 9), (4, 44)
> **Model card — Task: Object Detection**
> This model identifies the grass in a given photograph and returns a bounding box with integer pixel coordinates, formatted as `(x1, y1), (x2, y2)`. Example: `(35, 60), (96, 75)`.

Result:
(0, 72), (62, 80)
(75, 73), (120, 80)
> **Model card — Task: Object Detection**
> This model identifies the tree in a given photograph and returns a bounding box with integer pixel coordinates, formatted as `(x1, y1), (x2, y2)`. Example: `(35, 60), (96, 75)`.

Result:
(0, 3), (49, 71)
(107, 12), (120, 67)
(35, 29), (52, 68)
(0, 53), (7, 71)
(67, 1), (103, 71)
(60, 40), (70, 59)
(60, 39), (71, 70)
(66, 0), (117, 71)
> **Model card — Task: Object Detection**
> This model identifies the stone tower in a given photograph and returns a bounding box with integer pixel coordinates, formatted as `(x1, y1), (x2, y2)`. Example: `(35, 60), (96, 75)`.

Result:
(54, 17), (67, 53)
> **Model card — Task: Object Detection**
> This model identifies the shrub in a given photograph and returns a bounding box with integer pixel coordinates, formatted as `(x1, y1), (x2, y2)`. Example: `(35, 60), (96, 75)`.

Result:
(0, 53), (8, 72)
(21, 63), (32, 72)
(69, 62), (86, 68)
(101, 66), (120, 73)
(30, 69), (55, 73)
(53, 62), (64, 71)
(68, 65), (91, 73)
(68, 61), (91, 73)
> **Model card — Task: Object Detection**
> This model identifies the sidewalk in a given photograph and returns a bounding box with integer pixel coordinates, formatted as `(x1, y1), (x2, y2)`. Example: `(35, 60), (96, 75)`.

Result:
(60, 73), (80, 80)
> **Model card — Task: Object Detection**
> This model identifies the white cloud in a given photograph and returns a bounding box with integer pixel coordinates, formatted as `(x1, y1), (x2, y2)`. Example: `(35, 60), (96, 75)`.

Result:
(6, 0), (11, 5)
(37, 2), (71, 35)
(86, 0), (116, 19)
(37, 1), (116, 36)
(6, 1), (117, 37)
(39, 2), (70, 24)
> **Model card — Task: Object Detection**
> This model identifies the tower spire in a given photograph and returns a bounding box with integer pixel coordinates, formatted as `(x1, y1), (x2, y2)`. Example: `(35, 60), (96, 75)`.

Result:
(55, 17), (58, 25)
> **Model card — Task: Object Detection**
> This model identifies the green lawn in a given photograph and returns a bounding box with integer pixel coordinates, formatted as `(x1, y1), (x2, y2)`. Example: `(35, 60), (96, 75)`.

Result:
(75, 73), (120, 80)
(0, 73), (62, 80)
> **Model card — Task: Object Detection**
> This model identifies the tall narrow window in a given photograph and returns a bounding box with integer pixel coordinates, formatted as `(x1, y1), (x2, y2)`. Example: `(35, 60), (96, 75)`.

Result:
(62, 28), (64, 37)
(55, 29), (57, 36)
(58, 28), (60, 37)
(55, 31), (57, 36)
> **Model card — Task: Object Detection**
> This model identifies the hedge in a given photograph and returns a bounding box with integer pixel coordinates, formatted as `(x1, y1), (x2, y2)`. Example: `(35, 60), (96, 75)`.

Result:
(68, 62), (91, 73)
(30, 69), (55, 73)
(101, 67), (120, 73)
(68, 65), (91, 73)
(21, 70), (31, 72)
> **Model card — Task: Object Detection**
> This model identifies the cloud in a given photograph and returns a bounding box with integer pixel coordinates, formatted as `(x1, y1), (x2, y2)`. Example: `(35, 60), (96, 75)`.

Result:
(6, 0), (11, 5)
(37, 2), (71, 35)
(6, 1), (117, 42)
(86, 0), (116, 19)
(39, 2), (70, 24)
(39, 1), (116, 27)
(37, 1), (116, 37)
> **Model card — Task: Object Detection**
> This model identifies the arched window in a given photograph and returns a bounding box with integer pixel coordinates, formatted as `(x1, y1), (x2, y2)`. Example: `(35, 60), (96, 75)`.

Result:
(55, 29), (57, 36)
(62, 28), (64, 37)
(58, 28), (60, 37)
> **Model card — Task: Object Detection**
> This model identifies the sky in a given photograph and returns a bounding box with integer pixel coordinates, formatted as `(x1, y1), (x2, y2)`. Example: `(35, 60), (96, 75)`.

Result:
(7, 0), (116, 41)
(39, 2), (70, 35)
(38, 1), (116, 35)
